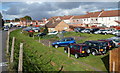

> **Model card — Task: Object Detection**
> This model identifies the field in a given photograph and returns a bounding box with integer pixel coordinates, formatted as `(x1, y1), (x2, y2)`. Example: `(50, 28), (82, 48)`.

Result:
(9, 29), (114, 72)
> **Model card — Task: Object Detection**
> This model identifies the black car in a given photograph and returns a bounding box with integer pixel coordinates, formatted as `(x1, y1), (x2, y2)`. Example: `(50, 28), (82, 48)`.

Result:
(84, 41), (108, 55)
(64, 43), (89, 58)
(89, 28), (99, 34)
(35, 33), (46, 37)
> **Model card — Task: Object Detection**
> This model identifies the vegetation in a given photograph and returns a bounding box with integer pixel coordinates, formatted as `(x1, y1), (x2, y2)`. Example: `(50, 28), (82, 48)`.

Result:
(9, 29), (114, 72)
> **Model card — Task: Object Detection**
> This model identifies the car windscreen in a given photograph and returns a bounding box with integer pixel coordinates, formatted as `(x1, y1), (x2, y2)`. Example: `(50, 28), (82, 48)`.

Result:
(99, 42), (108, 46)
(113, 39), (120, 42)
(82, 46), (88, 50)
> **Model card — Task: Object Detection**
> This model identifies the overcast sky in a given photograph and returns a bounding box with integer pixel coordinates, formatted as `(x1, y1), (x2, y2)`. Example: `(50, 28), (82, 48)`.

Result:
(1, 2), (119, 20)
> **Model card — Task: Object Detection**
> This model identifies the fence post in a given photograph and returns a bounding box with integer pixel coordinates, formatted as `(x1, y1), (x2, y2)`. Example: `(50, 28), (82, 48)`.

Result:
(33, 35), (34, 39)
(6, 31), (10, 54)
(49, 41), (51, 47)
(74, 37), (75, 40)
(68, 47), (70, 57)
(39, 37), (40, 43)
(113, 61), (115, 73)
(10, 37), (15, 63)
(18, 43), (23, 72)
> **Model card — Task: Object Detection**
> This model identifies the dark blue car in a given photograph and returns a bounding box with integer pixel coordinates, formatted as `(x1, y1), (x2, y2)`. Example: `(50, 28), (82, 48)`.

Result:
(52, 37), (76, 48)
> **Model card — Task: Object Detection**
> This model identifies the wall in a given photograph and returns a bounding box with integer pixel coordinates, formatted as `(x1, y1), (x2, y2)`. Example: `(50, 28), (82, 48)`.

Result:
(55, 21), (69, 31)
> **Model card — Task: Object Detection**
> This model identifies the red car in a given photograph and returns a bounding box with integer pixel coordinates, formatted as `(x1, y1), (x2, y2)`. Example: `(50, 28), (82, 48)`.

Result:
(98, 40), (115, 50)
(64, 43), (90, 58)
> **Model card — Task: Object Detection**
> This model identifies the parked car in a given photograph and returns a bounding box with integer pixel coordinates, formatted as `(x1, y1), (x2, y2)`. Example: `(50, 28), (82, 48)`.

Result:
(89, 28), (99, 34)
(60, 30), (67, 33)
(35, 33), (46, 37)
(94, 29), (106, 34)
(74, 28), (84, 33)
(32, 27), (40, 32)
(23, 27), (32, 32)
(81, 29), (91, 33)
(112, 30), (120, 36)
(107, 37), (120, 47)
(64, 43), (89, 58)
(52, 37), (76, 48)
(102, 29), (114, 35)
(98, 39), (115, 50)
(3, 27), (9, 31)
(48, 31), (58, 35)
(84, 41), (108, 55)
(112, 30), (120, 34)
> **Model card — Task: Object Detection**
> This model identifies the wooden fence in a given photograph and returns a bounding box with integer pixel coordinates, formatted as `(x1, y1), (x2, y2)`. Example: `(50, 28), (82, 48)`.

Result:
(109, 47), (120, 73)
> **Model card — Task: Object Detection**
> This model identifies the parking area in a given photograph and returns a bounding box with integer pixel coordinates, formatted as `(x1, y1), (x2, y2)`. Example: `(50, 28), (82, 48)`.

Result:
(20, 26), (120, 71)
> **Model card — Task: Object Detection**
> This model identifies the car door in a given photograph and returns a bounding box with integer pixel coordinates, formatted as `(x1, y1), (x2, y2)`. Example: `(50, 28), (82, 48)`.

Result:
(62, 38), (71, 46)
(75, 45), (81, 54)
(69, 45), (74, 54)
(59, 39), (68, 46)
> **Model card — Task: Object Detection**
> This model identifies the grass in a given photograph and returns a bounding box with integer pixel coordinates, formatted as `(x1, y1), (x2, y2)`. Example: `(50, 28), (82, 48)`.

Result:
(9, 29), (114, 72)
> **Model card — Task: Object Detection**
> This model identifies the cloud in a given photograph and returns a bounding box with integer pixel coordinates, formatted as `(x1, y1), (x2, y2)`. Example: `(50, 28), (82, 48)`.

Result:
(2, 2), (119, 20)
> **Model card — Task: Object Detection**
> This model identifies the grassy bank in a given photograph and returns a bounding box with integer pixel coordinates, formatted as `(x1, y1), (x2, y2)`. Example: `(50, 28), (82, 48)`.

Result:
(9, 29), (114, 72)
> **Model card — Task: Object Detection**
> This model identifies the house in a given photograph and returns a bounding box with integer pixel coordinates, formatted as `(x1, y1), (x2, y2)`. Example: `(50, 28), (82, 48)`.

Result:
(48, 15), (74, 24)
(46, 19), (70, 32)
(37, 18), (49, 26)
(70, 10), (120, 27)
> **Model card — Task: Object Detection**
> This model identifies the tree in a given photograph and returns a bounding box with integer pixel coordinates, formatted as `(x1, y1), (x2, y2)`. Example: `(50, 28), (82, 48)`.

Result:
(24, 16), (32, 20)
(15, 18), (20, 22)
(43, 25), (48, 34)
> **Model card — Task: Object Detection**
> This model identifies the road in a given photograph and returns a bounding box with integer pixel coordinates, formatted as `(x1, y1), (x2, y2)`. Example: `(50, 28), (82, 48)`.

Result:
(0, 30), (8, 73)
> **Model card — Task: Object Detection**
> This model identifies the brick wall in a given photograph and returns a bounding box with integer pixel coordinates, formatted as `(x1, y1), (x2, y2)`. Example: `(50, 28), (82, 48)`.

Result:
(55, 21), (69, 31)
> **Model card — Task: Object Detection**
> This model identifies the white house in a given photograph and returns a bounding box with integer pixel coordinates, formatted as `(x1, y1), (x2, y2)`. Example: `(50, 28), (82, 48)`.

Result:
(70, 10), (120, 27)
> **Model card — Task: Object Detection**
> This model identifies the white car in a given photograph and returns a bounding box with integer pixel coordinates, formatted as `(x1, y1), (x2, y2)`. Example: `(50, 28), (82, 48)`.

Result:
(94, 29), (105, 34)
(102, 29), (113, 34)
(107, 37), (120, 47)
(112, 30), (120, 35)
(48, 31), (58, 35)
(81, 29), (90, 33)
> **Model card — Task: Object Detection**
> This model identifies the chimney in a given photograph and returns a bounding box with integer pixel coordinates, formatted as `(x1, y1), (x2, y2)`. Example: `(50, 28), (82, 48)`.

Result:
(101, 9), (104, 12)
(86, 11), (89, 14)
(52, 19), (55, 24)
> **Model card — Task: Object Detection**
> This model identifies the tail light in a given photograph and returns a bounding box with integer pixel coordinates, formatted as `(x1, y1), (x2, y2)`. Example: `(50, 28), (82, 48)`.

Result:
(80, 48), (82, 53)
(82, 51), (85, 53)
(118, 43), (120, 45)
(99, 49), (103, 51)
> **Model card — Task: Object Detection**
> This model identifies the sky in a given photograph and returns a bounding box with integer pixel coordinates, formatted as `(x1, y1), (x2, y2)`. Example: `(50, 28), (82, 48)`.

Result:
(1, 2), (119, 20)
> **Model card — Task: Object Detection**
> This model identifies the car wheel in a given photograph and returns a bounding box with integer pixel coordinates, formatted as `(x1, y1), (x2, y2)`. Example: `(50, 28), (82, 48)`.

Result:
(86, 49), (91, 54)
(92, 51), (96, 55)
(105, 33), (107, 35)
(75, 54), (79, 58)
(54, 45), (58, 48)
(64, 50), (67, 53)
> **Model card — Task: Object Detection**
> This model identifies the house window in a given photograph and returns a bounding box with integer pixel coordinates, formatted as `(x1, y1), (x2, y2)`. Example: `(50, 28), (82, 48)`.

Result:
(77, 20), (79, 22)
(102, 18), (103, 21)
(87, 18), (88, 21)
(96, 19), (98, 21)
(84, 19), (86, 21)
(73, 20), (75, 22)
(109, 17), (111, 20)
(64, 27), (68, 29)
(91, 19), (93, 21)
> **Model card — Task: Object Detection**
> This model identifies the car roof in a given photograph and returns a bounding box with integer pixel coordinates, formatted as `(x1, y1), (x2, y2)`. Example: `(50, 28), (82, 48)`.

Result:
(85, 40), (106, 43)
(98, 39), (112, 42)
(70, 43), (87, 46)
